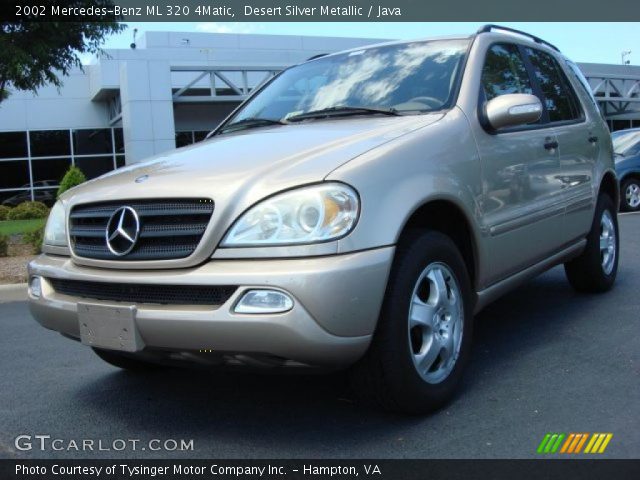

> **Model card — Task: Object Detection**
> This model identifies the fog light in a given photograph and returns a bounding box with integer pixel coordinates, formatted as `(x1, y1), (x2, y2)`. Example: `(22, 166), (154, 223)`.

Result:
(234, 290), (293, 314)
(29, 276), (42, 298)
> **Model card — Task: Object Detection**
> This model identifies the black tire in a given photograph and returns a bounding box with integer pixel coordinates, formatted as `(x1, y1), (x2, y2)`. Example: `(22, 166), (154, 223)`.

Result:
(620, 177), (640, 212)
(564, 193), (619, 293)
(92, 348), (164, 371)
(350, 230), (474, 414)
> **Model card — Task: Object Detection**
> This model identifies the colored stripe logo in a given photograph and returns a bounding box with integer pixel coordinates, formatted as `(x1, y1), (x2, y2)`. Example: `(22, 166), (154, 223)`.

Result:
(537, 433), (613, 454)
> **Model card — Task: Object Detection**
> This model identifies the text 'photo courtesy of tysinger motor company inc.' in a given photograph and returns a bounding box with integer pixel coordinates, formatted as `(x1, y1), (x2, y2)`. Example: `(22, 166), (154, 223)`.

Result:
(1, 1), (639, 479)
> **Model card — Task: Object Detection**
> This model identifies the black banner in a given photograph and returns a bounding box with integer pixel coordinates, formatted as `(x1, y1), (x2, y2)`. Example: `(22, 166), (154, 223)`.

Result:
(4, 459), (640, 480)
(4, 0), (640, 22)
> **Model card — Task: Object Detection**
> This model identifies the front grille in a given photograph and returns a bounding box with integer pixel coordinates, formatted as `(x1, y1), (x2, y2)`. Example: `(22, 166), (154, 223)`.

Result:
(49, 278), (236, 306)
(69, 199), (214, 261)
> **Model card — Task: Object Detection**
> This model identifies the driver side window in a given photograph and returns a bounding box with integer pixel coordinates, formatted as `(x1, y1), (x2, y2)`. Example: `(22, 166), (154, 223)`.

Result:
(481, 44), (533, 101)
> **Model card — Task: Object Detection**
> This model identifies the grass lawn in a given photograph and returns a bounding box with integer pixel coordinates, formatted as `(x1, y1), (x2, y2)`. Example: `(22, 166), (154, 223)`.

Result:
(0, 218), (46, 236)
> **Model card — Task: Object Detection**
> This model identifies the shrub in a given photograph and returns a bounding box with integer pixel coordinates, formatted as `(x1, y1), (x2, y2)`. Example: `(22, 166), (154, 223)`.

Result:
(0, 234), (7, 257)
(6, 201), (50, 220)
(57, 166), (87, 198)
(24, 226), (45, 254)
(0, 205), (11, 221)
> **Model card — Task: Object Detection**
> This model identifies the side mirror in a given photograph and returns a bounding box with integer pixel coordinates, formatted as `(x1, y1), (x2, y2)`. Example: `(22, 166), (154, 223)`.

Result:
(485, 93), (543, 130)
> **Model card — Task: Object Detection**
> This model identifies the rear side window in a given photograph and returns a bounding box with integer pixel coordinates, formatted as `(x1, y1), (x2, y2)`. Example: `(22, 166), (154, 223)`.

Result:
(565, 59), (599, 109)
(524, 48), (581, 122)
(481, 44), (533, 101)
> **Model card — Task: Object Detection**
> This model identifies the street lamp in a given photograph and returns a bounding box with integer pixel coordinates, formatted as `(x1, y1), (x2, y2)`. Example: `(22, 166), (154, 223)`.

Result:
(621, 51), (632, 65)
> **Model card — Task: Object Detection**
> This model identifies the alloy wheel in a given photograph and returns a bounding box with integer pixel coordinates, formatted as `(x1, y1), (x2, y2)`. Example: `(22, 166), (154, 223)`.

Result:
(625, 182), (640, 209)
(408, 262), (464, 384)
(600, 209), (616, 275)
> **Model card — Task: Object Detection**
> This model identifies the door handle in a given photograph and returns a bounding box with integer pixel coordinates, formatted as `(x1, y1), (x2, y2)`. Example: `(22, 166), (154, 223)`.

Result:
(588, 136), (599, 143)
(544, 140), (559, 150)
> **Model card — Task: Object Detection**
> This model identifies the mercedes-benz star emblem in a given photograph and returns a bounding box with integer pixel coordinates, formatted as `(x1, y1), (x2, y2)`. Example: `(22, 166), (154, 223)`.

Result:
(105, 206), (140, 256)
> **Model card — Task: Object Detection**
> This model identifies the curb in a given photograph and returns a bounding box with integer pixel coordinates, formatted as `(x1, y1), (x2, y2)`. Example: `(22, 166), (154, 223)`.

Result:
(0, 283), (28, 303)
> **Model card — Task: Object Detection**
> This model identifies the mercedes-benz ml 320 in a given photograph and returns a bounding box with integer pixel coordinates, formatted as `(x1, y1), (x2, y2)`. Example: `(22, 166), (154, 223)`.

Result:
(29, 26), (618, 413)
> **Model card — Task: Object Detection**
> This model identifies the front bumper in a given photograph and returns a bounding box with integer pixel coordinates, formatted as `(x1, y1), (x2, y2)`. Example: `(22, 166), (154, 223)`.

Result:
(27, 247), (394, 367)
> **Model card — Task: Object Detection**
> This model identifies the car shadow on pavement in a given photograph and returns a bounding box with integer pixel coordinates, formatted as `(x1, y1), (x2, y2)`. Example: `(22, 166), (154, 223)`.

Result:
(71, 264), (624, 453)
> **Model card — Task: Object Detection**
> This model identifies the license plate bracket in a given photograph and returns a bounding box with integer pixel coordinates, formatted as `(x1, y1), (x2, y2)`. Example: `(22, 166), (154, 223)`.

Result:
(78, 303), (144, 352)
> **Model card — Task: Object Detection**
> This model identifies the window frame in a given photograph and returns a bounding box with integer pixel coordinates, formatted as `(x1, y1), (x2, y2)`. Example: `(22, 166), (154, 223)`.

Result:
(478, 41), (587, 135)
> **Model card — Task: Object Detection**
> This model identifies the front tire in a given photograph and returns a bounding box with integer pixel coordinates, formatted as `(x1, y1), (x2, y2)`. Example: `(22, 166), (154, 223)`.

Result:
(621, 178), (640, 212)
(564, 193), (619, 293)
(350, 230), (473, 414)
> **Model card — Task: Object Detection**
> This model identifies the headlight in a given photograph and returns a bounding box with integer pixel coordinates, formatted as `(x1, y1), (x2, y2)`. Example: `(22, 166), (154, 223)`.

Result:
(222, 183), (359, 246)
(43, 201), (67, 247)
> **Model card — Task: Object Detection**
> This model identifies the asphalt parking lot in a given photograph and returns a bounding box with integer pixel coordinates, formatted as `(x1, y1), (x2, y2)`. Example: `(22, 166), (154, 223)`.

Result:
(1, 214), (639, 460)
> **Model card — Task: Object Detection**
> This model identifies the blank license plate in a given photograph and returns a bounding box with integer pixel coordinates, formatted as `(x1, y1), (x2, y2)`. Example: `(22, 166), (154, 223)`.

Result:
(78, 303), (144, 352)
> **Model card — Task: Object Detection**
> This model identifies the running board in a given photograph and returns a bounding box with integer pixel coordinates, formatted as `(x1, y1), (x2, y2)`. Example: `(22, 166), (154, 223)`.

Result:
(474, 240), (587, 314)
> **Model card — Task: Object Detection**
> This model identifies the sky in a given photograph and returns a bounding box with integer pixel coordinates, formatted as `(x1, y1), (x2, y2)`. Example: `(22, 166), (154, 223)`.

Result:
(96, 22), (639, 66)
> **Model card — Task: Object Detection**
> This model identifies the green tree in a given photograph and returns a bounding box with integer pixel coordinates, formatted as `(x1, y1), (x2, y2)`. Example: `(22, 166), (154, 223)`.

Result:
(0, 2), (125, 102)
(58, 165), (87, 198)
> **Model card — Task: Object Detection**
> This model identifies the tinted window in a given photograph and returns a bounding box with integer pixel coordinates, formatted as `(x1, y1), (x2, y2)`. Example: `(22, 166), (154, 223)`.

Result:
(113, 128), (124, 154)
(482, 44), (533, 101)
(0, 160), (30, 188)
(73, 129), (113, 155)
(31, 157), (72, 183)
(176, 132), (193, 148)
(525, 48), (580, 122)
(0, 132), (28, 159)
(194, 131), (209, 142)
(75, 156), (114, 179)
(30, 130), (71, 157)
(0, 189), (31, 206)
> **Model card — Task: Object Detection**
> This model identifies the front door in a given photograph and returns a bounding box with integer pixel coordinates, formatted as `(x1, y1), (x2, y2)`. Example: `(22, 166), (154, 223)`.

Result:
(475, 43), (566, 285)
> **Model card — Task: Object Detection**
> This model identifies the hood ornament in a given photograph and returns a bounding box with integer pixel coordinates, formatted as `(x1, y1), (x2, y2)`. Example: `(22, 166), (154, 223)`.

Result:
(135, 174), (149, 184)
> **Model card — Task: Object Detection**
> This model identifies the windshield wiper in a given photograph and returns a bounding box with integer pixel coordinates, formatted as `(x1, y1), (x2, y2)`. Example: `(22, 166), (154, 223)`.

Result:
(218, 117), (288, 134)
(287, 106), (400, 122)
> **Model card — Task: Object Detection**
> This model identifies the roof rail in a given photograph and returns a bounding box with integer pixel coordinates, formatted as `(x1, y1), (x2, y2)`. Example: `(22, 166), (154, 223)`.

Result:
(477, 24), (560, 52)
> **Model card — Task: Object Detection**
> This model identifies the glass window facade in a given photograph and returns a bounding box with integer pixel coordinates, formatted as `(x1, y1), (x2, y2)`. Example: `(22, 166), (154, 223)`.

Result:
(0, 127), (124, 207)
(175, 130), (211, 147)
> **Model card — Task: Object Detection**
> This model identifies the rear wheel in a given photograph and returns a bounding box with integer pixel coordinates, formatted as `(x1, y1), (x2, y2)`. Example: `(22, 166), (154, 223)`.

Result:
(564, 193), (618, 293)
(92, 348), (165, 371)
(350, 230), (473, 414)
(621, 178), (640, 212)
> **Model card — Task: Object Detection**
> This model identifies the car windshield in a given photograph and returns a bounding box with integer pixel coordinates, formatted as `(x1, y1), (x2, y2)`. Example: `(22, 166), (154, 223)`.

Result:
(612, 130), (640, 155)
(222, 38), (470, 130)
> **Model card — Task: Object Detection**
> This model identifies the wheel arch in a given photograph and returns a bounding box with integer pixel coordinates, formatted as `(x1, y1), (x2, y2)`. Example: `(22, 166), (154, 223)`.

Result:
(600, 170), (619, 210)
(397, 198), (480, 291)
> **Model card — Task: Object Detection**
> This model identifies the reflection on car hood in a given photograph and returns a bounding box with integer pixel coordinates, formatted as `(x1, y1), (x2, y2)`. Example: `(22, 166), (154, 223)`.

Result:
(64, 114), (444, 206)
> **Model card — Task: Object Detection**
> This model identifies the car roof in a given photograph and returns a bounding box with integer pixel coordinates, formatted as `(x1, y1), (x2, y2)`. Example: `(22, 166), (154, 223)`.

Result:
(305, 28), (559, 65)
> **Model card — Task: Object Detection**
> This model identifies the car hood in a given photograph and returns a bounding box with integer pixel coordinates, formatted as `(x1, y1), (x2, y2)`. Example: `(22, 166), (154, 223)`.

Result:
(65, 114), (443, 207)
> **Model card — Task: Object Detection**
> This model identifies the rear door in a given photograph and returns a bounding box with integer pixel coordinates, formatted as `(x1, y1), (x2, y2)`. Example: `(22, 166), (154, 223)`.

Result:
(523, 48), (599, 244)
(476, 43), (565, 284)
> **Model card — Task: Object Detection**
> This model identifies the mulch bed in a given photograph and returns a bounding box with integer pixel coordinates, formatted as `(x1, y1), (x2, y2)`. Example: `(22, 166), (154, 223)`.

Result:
(0, 237), (36, 284)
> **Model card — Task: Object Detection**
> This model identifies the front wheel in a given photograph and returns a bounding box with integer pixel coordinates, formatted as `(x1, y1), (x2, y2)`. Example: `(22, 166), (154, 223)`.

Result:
(621, 178), (640, 212)
(564, 193), (619, 293)
(350, 230), (473, 414)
